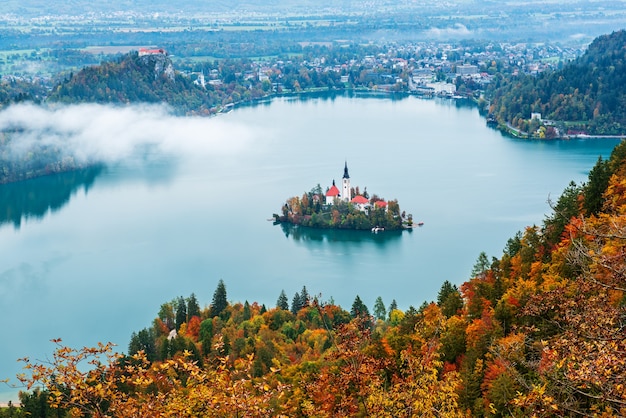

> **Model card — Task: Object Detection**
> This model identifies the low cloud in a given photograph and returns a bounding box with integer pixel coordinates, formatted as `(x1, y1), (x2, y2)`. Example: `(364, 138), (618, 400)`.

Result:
(0, 103), (257, 165)
(424, 24), (474, 39)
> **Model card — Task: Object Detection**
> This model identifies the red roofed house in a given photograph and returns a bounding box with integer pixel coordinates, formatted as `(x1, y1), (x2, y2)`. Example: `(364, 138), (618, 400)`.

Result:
(351, 194), (369, 211)
(325, 180), (341, 205)
(375, 200), (387, 210)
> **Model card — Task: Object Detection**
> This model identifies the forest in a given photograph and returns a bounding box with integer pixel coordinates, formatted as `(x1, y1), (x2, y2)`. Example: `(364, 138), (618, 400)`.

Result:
(46, 52), (215, 115)
(5, 140), (626, 416)
(488, 30), (626, 136)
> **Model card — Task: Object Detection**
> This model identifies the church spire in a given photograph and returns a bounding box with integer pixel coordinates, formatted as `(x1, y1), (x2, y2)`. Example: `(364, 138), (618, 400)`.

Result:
(343, 161), (350, 179)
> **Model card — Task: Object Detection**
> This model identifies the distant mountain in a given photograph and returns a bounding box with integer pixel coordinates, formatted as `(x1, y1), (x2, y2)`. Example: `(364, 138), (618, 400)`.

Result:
(47, 51), (212, 115)
(488, 30), (626, 136)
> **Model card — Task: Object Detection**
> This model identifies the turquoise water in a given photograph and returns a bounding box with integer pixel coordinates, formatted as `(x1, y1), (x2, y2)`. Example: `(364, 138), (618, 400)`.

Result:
(0, 95), (621, 402)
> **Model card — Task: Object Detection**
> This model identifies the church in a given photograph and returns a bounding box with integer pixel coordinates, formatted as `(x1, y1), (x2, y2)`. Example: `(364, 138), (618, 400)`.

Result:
(325, 162), (352, 205)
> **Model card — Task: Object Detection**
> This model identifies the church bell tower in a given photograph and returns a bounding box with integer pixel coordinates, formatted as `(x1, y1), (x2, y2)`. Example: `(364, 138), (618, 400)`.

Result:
(342, 161), (351, 202)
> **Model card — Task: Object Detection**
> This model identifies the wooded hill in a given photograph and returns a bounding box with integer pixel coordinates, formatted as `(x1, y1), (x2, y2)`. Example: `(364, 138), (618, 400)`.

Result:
(11, 140), (626, 416)
(488, 30), (626, 136)
(47, 52), (214, 115)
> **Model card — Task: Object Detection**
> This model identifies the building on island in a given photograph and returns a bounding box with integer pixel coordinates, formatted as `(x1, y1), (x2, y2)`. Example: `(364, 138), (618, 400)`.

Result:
(325, 162), (386, 212)
(342, 161), (352, 202)
(325, 180), (341, 204)
(326, 161), (353, 205)
(275, 161), (403, 230)
(350, 194), (369, 211)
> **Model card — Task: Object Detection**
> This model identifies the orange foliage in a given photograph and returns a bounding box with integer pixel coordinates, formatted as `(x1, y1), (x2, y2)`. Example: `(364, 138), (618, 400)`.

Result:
(187, 315), (201, 341)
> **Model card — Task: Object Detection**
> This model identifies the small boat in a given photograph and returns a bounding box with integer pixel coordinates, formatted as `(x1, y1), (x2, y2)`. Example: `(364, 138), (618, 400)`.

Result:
(417, 222), (424, 227)
(371, 226), (384, 233)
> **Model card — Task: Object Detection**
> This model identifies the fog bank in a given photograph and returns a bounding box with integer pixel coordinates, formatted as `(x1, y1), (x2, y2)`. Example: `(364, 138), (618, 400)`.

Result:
(0, 103), (256, 165)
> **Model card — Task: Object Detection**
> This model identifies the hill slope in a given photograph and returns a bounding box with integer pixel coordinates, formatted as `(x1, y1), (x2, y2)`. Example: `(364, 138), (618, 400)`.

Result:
(47, 52), (213, 115)
(489, 30), (626, 135)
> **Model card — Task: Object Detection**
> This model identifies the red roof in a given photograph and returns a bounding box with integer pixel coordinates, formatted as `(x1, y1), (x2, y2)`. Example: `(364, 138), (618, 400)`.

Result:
(375, 200), (387, 208)
(351, 195), (369, 204)
(326, 185), (340, 197)
(139, 48), (165, 55)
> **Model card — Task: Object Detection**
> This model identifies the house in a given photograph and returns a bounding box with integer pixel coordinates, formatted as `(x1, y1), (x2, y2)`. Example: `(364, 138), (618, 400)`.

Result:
(374, 200), (388, 210)
(351, 195), (369, 211)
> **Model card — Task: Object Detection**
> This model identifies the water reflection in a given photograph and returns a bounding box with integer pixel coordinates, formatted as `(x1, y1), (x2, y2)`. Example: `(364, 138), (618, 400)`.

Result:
(0, 165), (103, 228)
(278, 222), (407, 245)
(238, 90), (411, 110)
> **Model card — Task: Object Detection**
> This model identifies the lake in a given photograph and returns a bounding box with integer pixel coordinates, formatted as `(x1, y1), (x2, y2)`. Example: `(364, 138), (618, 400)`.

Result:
(0, 93), (621, 402)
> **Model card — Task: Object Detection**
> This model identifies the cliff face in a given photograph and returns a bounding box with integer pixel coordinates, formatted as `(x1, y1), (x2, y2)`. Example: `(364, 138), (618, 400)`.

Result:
(139, 53), (175, 82)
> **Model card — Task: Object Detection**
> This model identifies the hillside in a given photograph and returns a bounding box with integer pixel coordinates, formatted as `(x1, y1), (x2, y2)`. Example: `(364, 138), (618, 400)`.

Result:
(13, 140), (626, 416)
(47, 51), (214, 115)
(488, 30), (626, 136)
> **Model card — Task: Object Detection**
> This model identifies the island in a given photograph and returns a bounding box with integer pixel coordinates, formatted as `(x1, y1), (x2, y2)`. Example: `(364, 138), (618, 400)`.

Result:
(273, 162), (413, 231)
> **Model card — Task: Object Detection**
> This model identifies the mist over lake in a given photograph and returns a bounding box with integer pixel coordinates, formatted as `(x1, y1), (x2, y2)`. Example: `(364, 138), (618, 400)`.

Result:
(0, 94), (621, 402)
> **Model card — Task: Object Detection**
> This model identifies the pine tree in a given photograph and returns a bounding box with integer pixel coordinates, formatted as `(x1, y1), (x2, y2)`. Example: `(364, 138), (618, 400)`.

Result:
(388, 299), (398, 321)
(175, 296), (187, 330)
(373, 296), (386, 321)
(187, 293), (201, 320)
(300, 285), (310, 307)
(583, 156), (611, 215)
(291, 292), (303, 315)
(243, 301), (251, 320)
(470, 252), (490, 278)
(210, 279), (228, 318)
(437, 281), (463, 318)
(277, 290), (289, 310)
(351, 295), (369, 318)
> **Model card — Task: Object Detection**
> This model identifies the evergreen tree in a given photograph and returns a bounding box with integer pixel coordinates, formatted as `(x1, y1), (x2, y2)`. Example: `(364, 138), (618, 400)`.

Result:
(373, 296), (386, 321)
(300, 285), (310, 307)
(260, 304), (267, 314)
(470, 252), (490, 278)
(243, 300), (251, 320)
(187, 293), (201, 320)
(583, 156), (611, 216)
(277, 290), (289, 310)
(437, 281), (463, 318)
(351, 295), (370, 318)
(128, 328), (157, 361)
(210, 279), (228, 318)
(437, 281), (456, 306)
(544, 181), (582, 246)
(175, 296), (187, 330)
(291, 292), (303, 315)
(388, 299), (398, 321)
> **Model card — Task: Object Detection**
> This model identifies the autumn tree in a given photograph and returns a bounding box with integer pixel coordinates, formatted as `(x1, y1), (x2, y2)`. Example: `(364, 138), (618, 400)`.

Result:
(17, 340), (288, 417)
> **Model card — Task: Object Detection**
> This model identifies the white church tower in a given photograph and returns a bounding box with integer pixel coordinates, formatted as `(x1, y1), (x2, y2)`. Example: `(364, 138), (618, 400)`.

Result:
(342, 161), (351, 202)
